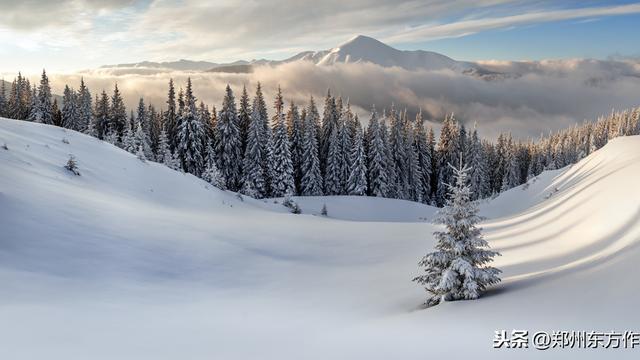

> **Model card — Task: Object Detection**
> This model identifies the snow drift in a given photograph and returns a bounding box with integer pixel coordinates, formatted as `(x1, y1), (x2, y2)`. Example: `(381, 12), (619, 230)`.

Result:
(1, 118), (640, 359)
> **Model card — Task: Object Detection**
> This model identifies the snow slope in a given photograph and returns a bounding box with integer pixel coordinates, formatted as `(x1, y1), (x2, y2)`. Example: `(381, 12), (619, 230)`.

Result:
(1, 118), (640, 359)
(288, 195), (436, 222)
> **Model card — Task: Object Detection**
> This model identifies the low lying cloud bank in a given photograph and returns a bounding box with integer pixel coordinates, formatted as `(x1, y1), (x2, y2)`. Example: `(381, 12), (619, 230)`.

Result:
(46, 58), (640, 139)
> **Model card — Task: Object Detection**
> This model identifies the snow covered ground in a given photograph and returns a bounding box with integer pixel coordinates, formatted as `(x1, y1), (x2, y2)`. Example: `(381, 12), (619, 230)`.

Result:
(1, 118), (639, 359)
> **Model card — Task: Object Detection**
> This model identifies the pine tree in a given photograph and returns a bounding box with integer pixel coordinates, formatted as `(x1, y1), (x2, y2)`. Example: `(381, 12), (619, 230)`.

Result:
(104, 126), (119, 146)
(61, 85), (79, 130)
(405, 114), (423, 202)
(137, 98), (148, 131)
(148, 105), (161, 158)
(270, 89), (295, 197)
(216, 84), (243, 190)
(241, 104), (267, 198)
(320, 89), (338, 175)
(238, 85), (251, 154)
(414, 159), (501, 307)
(202, 141), (226, 189)
(136, 144), (147, 161)
(0, 79), (6, 118)
(458, 123), (468, 165)
(77, 78), (93, 132)
(177, 78), (206, 176)
(165, 79), (178, 150)
(426, 126), (437, 202)
(27, 86), (40, 122)
(300, 97), (323, 196)
(7, 75), (26, 119)
(84, 113), (98, 137)
(324, 125), (342, 195)
(435, 114), (460, 206)
(414, 111), (432, 203)
(37, 70), (54, 125)
(65, 155), (81, 176)
(136, 98), (153, 160)
(501, 143), (520, 191)
(287, 101), (304, 192)
(388, 107), (407, 198)
(134, 120), (153, 160)
(51, 98), (62, 126)
(468, 126), (489, 199)
(110, 83), (127, 139)
(347, 125), (367, 195)
(95, 91), (110, 139)
(122, 123), (136, 153)
(251, 83), (271, 193)
(337, 117), (351, 193)
(156, 129), (172, 163)
(366, 107), (389, 197)
(157, 128), (181, 171)
(343, 101), (357, 145)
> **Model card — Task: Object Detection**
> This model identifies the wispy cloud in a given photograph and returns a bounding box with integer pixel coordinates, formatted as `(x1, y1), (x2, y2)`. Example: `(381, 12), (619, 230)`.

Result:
(1, 1), (640, 71)
(384, 3), (640, 43)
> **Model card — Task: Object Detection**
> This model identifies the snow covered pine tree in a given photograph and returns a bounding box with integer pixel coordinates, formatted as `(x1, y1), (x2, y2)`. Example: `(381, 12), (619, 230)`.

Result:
(414, 158), (501, 307)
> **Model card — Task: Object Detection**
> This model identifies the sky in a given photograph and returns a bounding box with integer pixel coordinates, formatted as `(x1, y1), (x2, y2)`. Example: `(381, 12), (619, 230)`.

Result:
(1, 0), (640, 73)
(1, 0), (640, 140)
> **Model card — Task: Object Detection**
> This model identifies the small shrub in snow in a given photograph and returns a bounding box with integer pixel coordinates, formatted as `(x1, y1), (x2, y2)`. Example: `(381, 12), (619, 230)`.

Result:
(235, 193), (244, 202)
(64, 155), (80, 176)
(282, 195), (301, 214)
(321, 203), (328, 216)
(544, 187), (560, 199)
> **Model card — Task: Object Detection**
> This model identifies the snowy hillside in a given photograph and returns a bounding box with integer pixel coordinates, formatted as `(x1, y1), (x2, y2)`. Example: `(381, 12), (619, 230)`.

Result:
(1, 118), (640, 359)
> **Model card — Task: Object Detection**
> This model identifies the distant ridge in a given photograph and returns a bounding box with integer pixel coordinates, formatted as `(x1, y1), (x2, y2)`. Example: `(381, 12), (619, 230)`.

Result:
(99, 35), (480, 74)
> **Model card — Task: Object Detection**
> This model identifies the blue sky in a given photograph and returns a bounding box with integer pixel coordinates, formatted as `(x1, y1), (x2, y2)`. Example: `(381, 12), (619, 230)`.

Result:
(1, 0), (640, 73)
(410, 4), (640, 60)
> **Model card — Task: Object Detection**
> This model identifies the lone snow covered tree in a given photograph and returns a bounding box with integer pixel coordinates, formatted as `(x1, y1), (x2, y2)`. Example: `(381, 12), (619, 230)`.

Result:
(414, 158), (501, 307)
(64, 155), (80, 176)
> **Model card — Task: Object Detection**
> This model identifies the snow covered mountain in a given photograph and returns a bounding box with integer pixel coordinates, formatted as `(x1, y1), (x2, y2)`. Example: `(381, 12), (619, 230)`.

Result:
(2, 118), (640, 359)
(99, 35), (477, 73)
(313, 35), (473, 71)
(99, 59), (222, 71)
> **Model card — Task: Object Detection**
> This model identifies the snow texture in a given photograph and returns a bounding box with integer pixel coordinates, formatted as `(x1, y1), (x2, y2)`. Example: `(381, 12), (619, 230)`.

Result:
(1, 118), (640, 359)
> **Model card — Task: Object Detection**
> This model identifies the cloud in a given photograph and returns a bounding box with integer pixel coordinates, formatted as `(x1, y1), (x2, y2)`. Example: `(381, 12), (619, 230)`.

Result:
(44, 58), (640, 140)
(16, 0), (636, 63)
(0, 0), (136, 31)
(384, 3), (640, 43)
(2, 1), (639, 71)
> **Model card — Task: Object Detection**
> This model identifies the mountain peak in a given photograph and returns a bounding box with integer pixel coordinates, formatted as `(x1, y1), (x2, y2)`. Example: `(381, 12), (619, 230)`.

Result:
(338, 35), (391, 50)
(313, 34), (474, 71)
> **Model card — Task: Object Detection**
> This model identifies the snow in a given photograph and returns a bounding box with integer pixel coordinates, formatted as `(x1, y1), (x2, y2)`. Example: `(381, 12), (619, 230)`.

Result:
(1, 117), (640, 359)
(317, 35), (473, 71)
(291, 195), (436, 222)
(99, 35), (475, 73)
